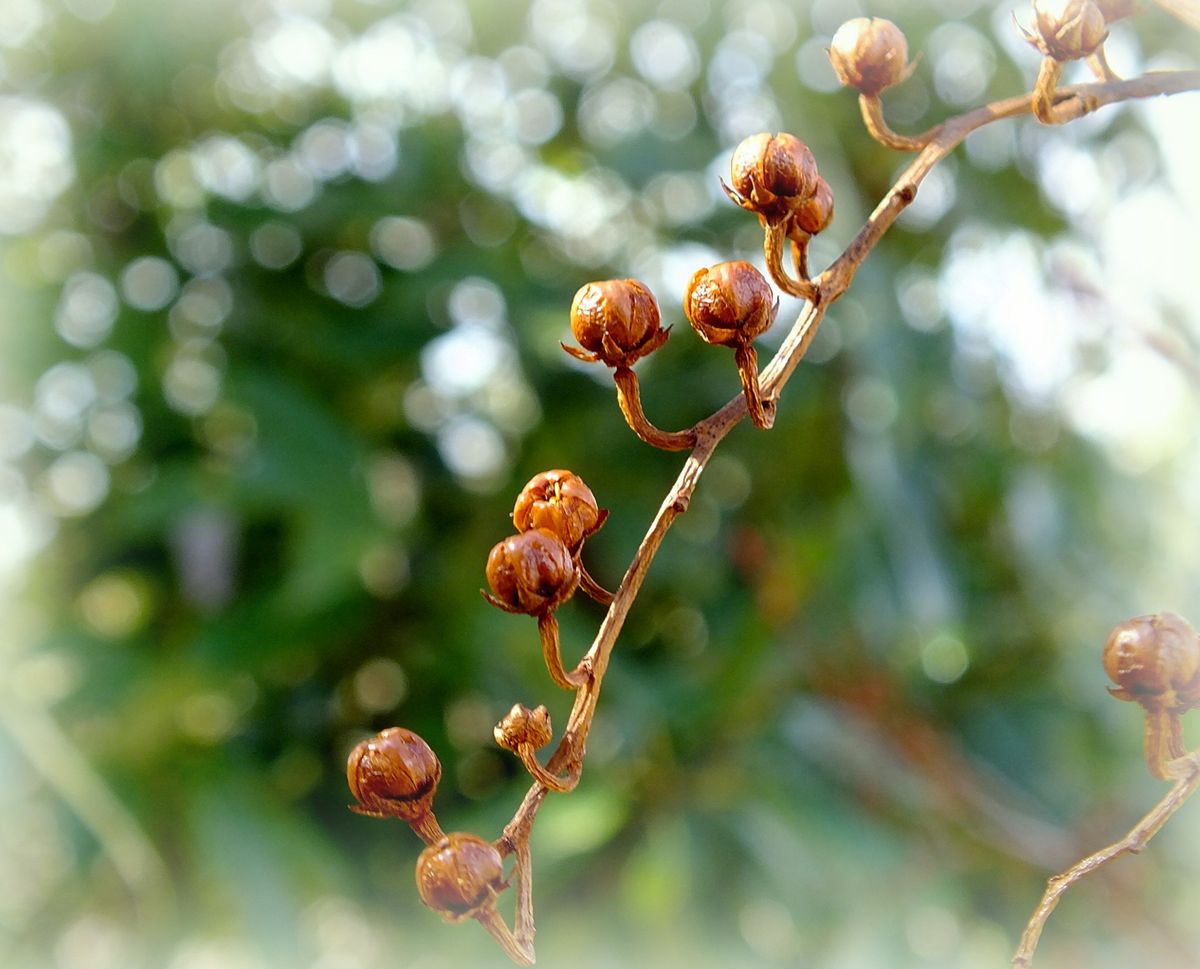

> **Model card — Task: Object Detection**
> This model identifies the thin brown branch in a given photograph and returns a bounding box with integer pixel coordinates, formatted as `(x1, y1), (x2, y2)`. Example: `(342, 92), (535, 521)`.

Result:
(488, 64), (1200, 963)
(763, 221), (819, 301)
(1012, 752), (1200, 967)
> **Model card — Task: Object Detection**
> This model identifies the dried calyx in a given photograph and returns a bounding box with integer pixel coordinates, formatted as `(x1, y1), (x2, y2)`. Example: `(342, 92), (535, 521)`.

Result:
(495, 703), (554, 753)
(829, 17), (912, 96)
(484, 528), (579, 616)
(563, 278), (670, 368)
(512, 469), (607, 554)
(416, 833), (506, 922)
(1104, 612), (1200, 711)
(1022, 0), (1108, 61)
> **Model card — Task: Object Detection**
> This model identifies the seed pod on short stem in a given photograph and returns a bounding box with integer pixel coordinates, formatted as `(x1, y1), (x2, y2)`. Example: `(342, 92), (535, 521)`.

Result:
(484, 528), (579, 616)
(724, 132), (819, 226)
(416, 834), (534, 965)
(684, 261), (778, 429)
(495, 702), (580, 791)
(829, 17), (913, 96)
(1103, 612), (1200, 779)
(347, 727), (445, 843)
(563, 279), (670, 368)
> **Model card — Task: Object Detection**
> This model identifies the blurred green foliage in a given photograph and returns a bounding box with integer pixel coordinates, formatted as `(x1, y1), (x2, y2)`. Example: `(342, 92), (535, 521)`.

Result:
(1, 1), (1199, 967)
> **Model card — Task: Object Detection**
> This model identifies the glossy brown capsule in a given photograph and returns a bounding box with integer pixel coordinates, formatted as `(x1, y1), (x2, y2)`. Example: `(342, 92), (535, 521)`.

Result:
(1103, 612), (1200, 710)
(564, 279), (670, 368)
(485, 528), (578, 615)
(792, 176), (834, 236)
(512, 469), (606, 553)
(728, 133), (819, 224)
(415, 833), (505, 922)
(829, 17), (912, 96)
(684, 261), (777, 349)
(347, 727), (441, 821)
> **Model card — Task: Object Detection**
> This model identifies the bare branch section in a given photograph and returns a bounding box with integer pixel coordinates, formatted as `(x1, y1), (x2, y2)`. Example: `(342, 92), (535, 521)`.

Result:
(345, 10), (1200, 955)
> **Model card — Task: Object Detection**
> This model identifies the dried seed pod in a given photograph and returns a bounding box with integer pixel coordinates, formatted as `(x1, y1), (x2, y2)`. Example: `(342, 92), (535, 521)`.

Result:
(1024, 0), (1107, 60)
(415, 833), (505, 922)
(684, 261), (776, 349)
(494, 703), (554, 754)
(792, 176), (834, 236)
(1104, 612), (1200, 710)
(565, 279), (670, 368)
(347, 727), (441, 821)
(485, 527), (578, 615)
(728, 133), (819, 225)
(512, 469), (606, 553)
(829, 17), (912, 96)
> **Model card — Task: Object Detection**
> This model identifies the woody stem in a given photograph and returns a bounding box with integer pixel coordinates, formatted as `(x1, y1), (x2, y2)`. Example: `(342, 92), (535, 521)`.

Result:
(764, 222), (819, 301)
(858, 93), (937, 151)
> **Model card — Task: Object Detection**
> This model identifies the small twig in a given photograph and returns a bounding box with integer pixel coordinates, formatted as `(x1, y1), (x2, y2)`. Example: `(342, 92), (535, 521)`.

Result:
(579, 564), (615, 605)
(537, 612), (587, 690)
(611, 366), (698, 451)
(1012, 752), (1200, 967)
(518, 746), (580, 793)
(475, 905), (535, 966)
(1087, 48), (1120, 83)
(1032, 59), (1065, 123)
(858, 93), (938, 151)
(763, 222), (819, 301)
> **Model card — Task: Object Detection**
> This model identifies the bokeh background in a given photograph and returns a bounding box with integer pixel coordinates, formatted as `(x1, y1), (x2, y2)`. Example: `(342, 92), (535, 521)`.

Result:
(2, 0), (1200, 967)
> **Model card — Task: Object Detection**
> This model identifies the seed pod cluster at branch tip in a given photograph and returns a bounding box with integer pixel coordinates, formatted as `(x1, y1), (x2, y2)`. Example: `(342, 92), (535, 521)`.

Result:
(485, 527), (578, 615)
(727, 132), (819, 226)
(1023, 0), (1108, 61)
(512, 469), (606, 553)
(564, 278), (670, 368)
(684, 262), (776, 349)
(495, 703), (553, 753)
(1104, 612), (1200, 710)
(416, 833), (505, 922)
(829, 17), (912, 96)
(346, 727), (441, 821)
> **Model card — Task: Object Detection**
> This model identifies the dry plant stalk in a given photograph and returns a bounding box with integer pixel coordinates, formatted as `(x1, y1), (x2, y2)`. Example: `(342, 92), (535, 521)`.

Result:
(345, 7), (1200, 964)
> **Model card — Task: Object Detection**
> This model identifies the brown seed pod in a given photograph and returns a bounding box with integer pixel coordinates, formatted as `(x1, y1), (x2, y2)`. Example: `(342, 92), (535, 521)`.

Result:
(684, 261), (777, 349)
(415, 833), (506, 922)
(564, 279), (670, 368)
(484, 527), (578, 615)
(829, 17), (912, 96)
(347, 727), (441, 821)
(1104, 612), (1200, 710)
(1023, 0), (1108, 61)
(791, 176), (834, 236)
(494, 703), (554, 754)
(512, 469), (606, 553)
(727, 133), (819, 225)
